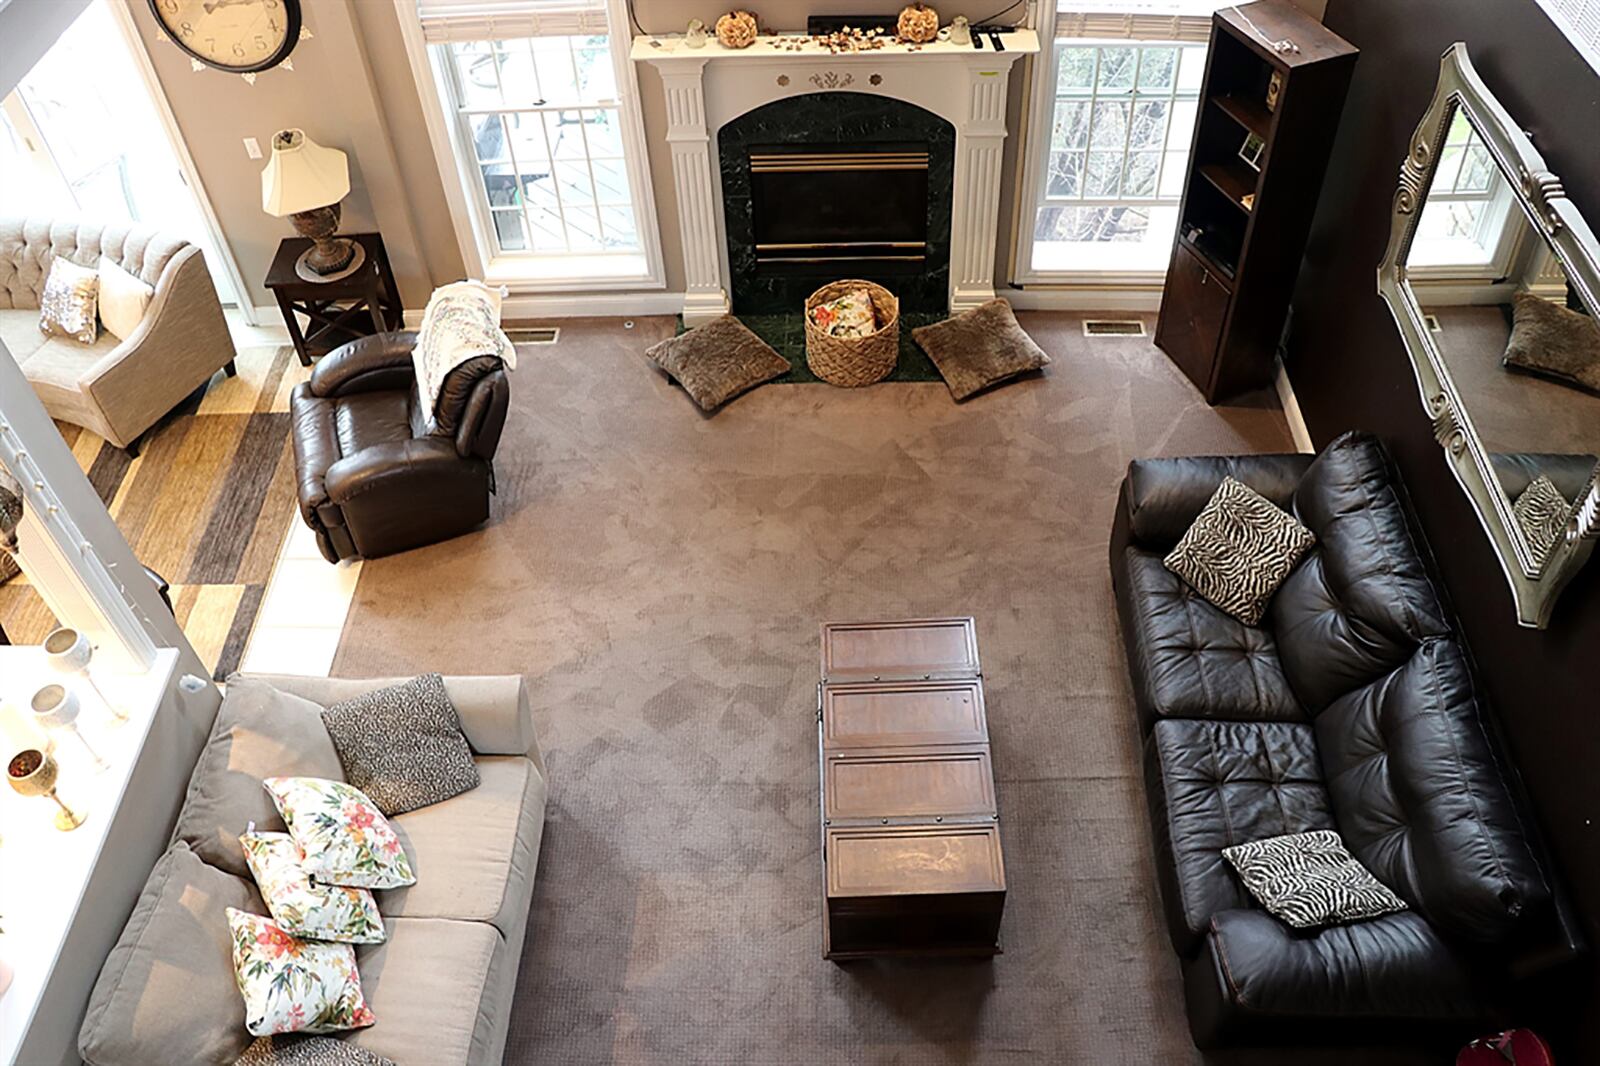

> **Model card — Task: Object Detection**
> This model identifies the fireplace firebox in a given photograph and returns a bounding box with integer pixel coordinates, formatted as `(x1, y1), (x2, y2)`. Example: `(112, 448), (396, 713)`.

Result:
(719, 92), (954, 314)
(749, 144), (929, 276)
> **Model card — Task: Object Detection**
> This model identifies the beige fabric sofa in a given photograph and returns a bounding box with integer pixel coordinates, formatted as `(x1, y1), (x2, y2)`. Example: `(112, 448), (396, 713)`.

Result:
(0, 216), (237, 450)
(78, 674), (548, 1066)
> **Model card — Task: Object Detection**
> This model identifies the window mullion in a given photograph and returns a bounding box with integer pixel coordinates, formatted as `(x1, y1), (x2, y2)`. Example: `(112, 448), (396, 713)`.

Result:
(568, 38), (607, 247)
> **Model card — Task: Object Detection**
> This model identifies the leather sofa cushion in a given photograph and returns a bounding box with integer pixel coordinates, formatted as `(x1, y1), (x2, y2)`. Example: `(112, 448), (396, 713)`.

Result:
(1118, 547), (1306, 730)
(1316, 637), (1551, 943)
(351, 917), (509, 1066)
(378, 756), (549, 938)
(1146, 718), (1334, 954)
(1273, 434), (1452, 711)
(1123, 453), (1314, 549)
(173, 676), (346, 877)
(78, 843), (260, 1066)
(1185, 908), (1482, 1047)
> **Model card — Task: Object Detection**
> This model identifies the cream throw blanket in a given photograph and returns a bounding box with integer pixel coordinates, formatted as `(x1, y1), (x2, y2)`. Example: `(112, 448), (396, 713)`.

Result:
(412, 280), (518, 433)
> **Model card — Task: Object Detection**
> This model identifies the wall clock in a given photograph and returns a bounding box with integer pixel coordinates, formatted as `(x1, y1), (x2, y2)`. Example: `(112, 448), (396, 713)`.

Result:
(147, 0), (302, 74)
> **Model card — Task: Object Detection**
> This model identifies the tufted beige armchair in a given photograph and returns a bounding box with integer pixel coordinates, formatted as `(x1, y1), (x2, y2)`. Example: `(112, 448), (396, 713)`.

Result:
(0, 217), (237, 452)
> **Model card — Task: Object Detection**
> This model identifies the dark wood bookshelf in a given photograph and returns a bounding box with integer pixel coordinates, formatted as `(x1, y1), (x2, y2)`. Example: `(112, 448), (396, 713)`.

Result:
(1155, 0), (1357, 403)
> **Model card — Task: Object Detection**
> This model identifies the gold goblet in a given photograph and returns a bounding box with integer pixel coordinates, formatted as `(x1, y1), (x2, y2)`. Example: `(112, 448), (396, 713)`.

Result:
(7, 748), (85, 831)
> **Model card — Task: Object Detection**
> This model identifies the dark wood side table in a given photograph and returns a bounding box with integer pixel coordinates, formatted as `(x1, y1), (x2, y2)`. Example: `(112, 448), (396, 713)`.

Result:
(264, 232), (403, 366)
(817, 617), (1006, 960)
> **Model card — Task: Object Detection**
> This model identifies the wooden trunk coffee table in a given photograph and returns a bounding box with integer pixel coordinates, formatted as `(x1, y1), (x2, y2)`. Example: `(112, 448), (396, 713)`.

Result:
(817, 617), (1005, 960)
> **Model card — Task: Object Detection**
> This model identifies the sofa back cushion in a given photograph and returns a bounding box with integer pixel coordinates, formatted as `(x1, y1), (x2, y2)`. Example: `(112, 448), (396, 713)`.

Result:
(1271, 434), (1452, 710)
(172, 676), (345, 878)
(0, 216), (189, 310)
(1271, 433), (1550, 942)
(78, 843), (258, 1066)
(1314, 637), (1550, 942)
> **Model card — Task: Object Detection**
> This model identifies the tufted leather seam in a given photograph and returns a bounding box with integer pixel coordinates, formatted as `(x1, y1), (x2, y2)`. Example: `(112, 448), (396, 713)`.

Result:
(1203, 728), (1237, 841)
(1258, 722), (1293, 833)
(1179, 585), (1216, 712)
(1412, 637), (1516, 906)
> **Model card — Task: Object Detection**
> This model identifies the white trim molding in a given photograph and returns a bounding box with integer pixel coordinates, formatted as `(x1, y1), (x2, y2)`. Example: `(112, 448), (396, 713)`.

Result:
(634, 31), (1038, 325)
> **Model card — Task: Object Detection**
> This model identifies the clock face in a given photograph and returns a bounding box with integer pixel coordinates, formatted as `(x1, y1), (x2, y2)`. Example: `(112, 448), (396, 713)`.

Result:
(148, 0), (301, 74)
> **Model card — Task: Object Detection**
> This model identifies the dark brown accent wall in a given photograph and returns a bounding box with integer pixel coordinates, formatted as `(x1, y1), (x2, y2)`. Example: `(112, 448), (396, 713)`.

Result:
(1289, 0), (1600, 1052)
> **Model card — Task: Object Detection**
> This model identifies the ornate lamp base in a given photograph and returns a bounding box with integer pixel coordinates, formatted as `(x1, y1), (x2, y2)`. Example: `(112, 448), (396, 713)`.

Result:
(288, 202), (361, 283)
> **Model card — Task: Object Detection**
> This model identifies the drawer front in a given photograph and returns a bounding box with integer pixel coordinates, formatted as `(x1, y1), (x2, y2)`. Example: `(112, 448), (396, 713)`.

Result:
(1156, 242), (1231, 392)
(820, 617), (979, 681)
(822, 679), (987, 749)
(824, 747), (996, 821)
(825, 824), (1005, 898)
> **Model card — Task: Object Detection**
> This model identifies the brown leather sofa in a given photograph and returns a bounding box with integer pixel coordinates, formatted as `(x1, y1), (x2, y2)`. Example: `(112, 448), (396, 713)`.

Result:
(290, 331), (508, 562)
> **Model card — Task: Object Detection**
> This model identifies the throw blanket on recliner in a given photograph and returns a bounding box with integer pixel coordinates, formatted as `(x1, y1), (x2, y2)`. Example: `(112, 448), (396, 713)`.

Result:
(413, 280), (517, 434)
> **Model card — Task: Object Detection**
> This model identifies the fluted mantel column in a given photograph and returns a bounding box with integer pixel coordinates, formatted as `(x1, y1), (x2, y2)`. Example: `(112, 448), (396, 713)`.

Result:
(654, 60), (730, 325)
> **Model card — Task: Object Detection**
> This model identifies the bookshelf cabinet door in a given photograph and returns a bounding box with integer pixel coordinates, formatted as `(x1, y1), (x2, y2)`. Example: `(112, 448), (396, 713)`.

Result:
(1157, 241), (1231, 394)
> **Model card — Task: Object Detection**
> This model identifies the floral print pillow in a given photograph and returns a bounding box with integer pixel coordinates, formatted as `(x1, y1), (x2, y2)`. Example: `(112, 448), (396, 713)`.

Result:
(262, 777), (416, 890)
(241, 830), (386, 944)
(227, 908), (377, 1037)
(809, 288), (878, 339)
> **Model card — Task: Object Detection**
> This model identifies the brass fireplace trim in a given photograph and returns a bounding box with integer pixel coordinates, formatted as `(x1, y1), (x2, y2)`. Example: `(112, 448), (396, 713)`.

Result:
(756, 241), (927, 251)
(750, 151), (930, 173)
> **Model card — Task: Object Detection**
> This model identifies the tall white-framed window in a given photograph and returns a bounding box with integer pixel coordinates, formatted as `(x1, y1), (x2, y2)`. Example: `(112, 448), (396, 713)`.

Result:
(396, 0), (664, 292)
(1408, 110), (1523, 276)
(1013, 3), (1226, 287)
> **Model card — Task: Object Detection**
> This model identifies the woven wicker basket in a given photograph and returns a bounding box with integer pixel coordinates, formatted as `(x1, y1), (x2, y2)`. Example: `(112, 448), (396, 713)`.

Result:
(804, 279), (900, 387)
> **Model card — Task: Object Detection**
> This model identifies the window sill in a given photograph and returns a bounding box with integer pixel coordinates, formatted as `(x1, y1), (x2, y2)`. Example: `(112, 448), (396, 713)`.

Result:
(482, 252), (663, 293)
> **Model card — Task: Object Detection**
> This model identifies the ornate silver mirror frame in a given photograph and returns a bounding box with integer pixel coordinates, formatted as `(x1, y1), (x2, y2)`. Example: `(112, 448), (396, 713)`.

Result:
(1377, 43), (1600, 629)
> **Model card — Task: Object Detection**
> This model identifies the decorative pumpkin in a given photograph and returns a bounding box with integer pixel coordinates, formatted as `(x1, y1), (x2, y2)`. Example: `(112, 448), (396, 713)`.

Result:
(897, 3), (939, 43)
(715, 10), (759, 49)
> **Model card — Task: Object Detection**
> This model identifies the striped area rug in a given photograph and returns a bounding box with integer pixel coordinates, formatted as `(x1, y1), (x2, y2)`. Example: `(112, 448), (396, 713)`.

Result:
(0, 344), (308, 679)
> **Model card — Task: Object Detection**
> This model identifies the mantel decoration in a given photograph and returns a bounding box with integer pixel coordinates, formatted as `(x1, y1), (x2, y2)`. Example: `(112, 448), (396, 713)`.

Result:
(897, 3), (940, 43)
(716, 10), (760, 49)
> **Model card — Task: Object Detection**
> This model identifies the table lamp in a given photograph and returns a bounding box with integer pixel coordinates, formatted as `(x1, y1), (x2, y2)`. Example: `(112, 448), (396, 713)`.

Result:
(261, 129), (358, 281)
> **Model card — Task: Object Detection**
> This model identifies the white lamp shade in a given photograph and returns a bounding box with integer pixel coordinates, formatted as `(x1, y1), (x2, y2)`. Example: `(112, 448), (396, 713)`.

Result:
(260, 129), (351, 217)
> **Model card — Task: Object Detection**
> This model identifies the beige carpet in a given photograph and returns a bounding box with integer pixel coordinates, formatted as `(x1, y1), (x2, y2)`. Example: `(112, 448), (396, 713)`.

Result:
(331, 314), (1426, 1064)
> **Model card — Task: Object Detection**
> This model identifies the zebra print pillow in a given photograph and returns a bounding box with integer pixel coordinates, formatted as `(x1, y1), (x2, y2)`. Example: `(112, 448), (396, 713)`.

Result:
(1512, 475), (1570, 567)
(1163, 477), (1316, 626)
(1223, 829), (1408, 929)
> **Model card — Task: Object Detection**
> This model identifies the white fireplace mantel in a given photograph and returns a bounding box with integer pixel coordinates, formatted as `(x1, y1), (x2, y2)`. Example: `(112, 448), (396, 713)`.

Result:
(633, 31), (1039, 325)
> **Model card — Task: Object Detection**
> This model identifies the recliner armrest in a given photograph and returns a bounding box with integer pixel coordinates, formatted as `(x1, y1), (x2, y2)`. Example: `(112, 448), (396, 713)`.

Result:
(310, 331), (419, 398)
(324, 436), (463, 504)
(1123, 453), (1314, 549)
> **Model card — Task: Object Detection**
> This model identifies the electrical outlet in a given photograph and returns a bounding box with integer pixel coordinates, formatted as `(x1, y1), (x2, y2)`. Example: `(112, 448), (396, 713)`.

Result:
(243, 137), (262, 160)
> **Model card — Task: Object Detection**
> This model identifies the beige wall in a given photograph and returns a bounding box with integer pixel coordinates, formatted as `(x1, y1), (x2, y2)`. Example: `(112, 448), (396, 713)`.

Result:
(123, 0), (443, 307)
(125, 0), (1324, 311)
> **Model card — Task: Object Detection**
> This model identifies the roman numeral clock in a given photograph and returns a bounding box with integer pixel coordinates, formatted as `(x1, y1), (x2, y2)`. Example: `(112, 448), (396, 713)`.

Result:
(148, 0), (302, 76)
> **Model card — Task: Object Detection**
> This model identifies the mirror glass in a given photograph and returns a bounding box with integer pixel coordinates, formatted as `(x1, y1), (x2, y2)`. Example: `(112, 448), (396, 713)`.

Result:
(1403, 104), (1600, 571)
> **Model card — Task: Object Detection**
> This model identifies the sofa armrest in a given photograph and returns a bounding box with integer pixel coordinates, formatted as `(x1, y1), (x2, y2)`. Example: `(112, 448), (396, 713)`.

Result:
(1122, 453), (1314, 550)
(1182, 909), (1483, 1049)
(79, 245), (236, 447)
(310, 332), (419, 398)
(233, 674), (545, 776)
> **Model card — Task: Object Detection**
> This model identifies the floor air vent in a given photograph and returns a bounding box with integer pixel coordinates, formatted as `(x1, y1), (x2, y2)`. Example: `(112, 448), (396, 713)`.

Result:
(506, 327), (560, 345)
(1083, 319), (1146, 337)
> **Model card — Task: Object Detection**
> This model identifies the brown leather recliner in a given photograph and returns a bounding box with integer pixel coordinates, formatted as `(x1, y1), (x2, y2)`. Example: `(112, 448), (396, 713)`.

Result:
(290, 331), (508, 562)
